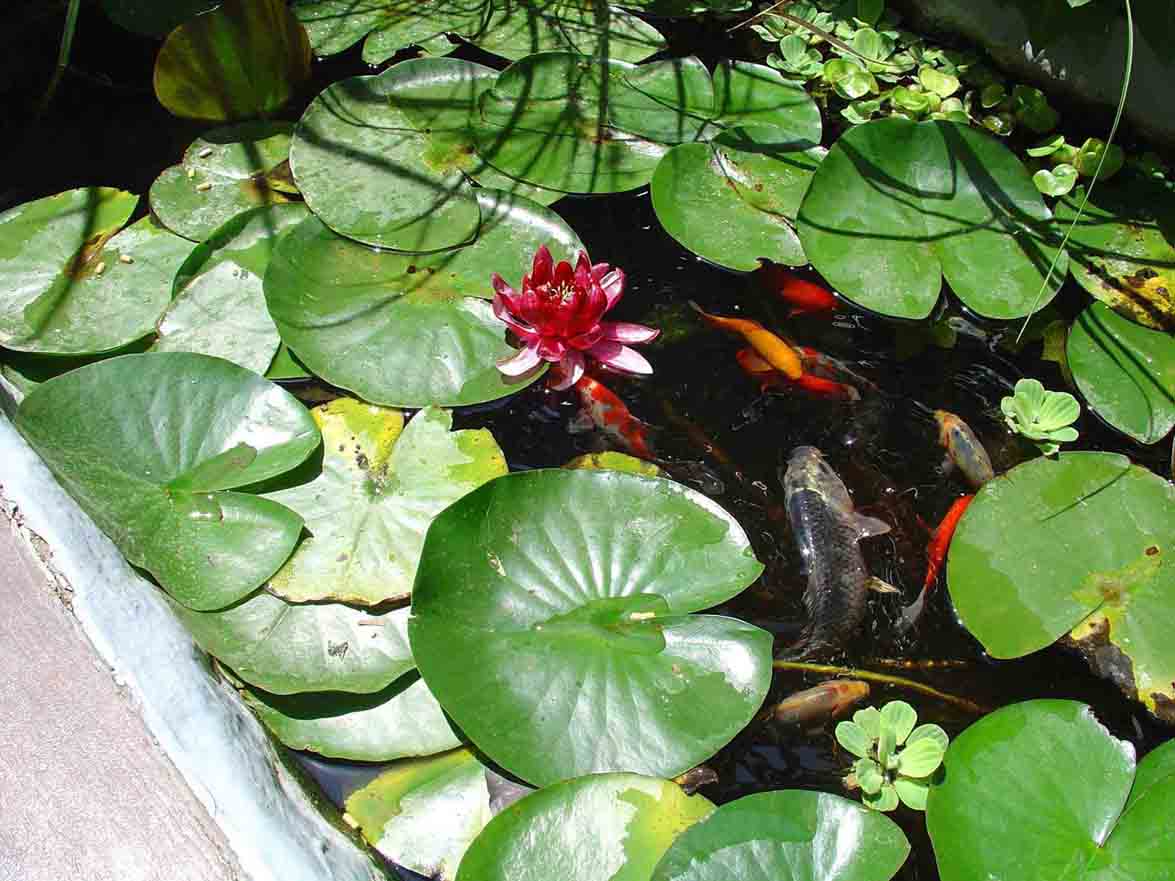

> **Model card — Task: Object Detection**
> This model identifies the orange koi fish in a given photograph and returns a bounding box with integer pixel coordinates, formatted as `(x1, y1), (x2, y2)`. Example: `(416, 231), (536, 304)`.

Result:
(901, 494), (974, 629)
(935, 410), (995, 489)
(690, 301), (803, 379)
(569, 374), (654, 461)
(768, 680), (871, 727)
(735, 348), (860, 401)
(759, 263), (839, 317)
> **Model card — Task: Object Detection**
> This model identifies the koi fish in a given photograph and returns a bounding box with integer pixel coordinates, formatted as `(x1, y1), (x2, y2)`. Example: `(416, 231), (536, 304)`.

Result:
(901, 494), (974, 629)
(690, 301), (803, 379)
(782, 446), (895, 656)
(758, 263), (839, 317)
(934, 410), (995, 489)
(768, 680), (871, 727)
(736, 348), (860, 401)
(568, 374), (654, 461)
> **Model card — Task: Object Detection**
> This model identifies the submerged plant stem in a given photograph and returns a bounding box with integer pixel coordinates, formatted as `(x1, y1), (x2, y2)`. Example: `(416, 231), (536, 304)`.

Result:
(39, 0), (81, 116)
(773, 660), (991, 714)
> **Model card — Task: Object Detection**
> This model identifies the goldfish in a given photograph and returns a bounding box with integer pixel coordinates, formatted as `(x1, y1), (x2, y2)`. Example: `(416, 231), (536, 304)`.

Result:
(758, 263), (839, 317)
(901, 494), (974, 629)
(768, 680), (871, 727)
(735, 347), (860, 401)
(782, 446), (895, 656)
(567, 373), (654, 461)
(934, 410), (995, 489)
(690, 301), (803, 379)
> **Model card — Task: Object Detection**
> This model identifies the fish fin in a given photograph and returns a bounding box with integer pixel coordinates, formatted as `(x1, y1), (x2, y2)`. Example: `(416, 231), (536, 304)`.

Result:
(567, 409), (595, 433)
(865, 576), (901, 595)
(853, 513), (891, 539)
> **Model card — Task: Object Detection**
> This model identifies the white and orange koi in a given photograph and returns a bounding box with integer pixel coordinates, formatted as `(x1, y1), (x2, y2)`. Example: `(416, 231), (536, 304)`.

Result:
(569, 374), (655, 461)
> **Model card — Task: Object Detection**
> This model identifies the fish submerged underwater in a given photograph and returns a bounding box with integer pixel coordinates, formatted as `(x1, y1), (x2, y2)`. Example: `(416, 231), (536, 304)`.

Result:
(782, 446), (894, 657)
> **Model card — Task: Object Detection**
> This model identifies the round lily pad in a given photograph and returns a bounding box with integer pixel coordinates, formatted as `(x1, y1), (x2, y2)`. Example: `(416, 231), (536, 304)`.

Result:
(345, 748), (492, 881)
(150, 123), (296, 242)
(650, 790), (910, 881)
(264, 402), (507, 605)
(174, 596), (415, 695)
(927, 700), (1175, 881)
(1056, 177), (1175, 332)
(797, 118), (1067, 319)
(469, 1), (665, 64)
(564, 451), (663, 476)
(651, 128), (823, 270)
(153, 0), (311, 121)
(455, 774), (715, 881)
(265, 189), (578, 407)
(244, 672), (460, 761)
(1067, 302), (1175, 444)
(409, 469), (771, 786)
(707, 61), (822, 144)
(948, 452), (1175, 720)
(101, 0), (220, 37)
(0, 187), (195, 355)
(155, 204), (309, 373)
(16, 353), (319, 611)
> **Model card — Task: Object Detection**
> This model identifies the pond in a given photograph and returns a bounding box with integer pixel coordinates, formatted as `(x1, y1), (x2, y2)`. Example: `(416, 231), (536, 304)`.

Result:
(3, 2), (1173, 881)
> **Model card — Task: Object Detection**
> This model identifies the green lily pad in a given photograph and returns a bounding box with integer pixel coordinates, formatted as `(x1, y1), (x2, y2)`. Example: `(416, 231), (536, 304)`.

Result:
(650, 790), (910, 881)
(101, 0), (220, 37)
(616, 0), (751, 13)
(150, 123), (296, 242)
(16, 353), (319, 611)
(265, 343), (313, 381)
(563, 451), (663, 476)
(1067, 303), (1175, 444)
(291, 0), (480, 59)
(265, 402), (506, 605)
(1033, 164), (1078, 197)
(264, 189), (579, 407)
(700, 60), (821, 144)
(651, 127), (823, 270)
(155, 204), (309, 373)
(244, 671), (460, 761)
(797, 118), (1067, 319)
(927, 700), (1175, 881)
(1056, 177), (1175, 332)
(409, 469), (771, 786)
(345, 748), (492, 881)
(456, 774), (714, 881)
(948, 453), (1175, 720)
(0, 188), (196, 355)
(154, 0), (312, 121)
(175, 595), (415, 694)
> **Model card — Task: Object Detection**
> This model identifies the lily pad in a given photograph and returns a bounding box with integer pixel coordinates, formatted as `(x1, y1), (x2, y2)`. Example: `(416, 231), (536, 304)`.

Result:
(650, 790), (910, 881)
(345, 748), (492, 881)
(0, 188), (194, 355)
(797, 118), (1067, 319)
(175, 596), (415, 695)
(651, 127), (824, 270)
(155, 204), (309, 373)
(948, 453), (1175, 720)
(150, 123), (296, 242)
(455, 774), (715, 881)
(243, 671), (460, 761)
(264, 189), (579, 407)
(927, 700), (1175, 881)
(470, 1), (666, 64)
(564, 451), (663, 476)
(16, 353), (319, 611)
(1056, 177), (1175, 331)
(154, 0), (312, 121)
(409, 468), (771, 786)
(264, 402), (506, 605)
(1067, 302), (1175, 444)
(707, 61), (822, 144)
(101, 0), (220, 37)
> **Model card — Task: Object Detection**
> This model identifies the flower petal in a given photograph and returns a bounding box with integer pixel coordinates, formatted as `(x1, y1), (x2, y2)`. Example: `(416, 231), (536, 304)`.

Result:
(531, 245), (553, 284)
(549, 351), (585, 390)
(496, 343), (543, 377)
(538, 337), (567, 361)
(591, 261), (611, 281)
(599, 268), (625, 309)
(601, 321), (659, 344)
(493, 295), (536, 337)
(574, 251), (593, 291)
(491, 273), (517, 305)
(588, 340), (653, 375)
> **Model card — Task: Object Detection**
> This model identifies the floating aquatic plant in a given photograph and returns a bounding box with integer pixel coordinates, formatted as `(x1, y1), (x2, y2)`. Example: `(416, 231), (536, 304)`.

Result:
(1000, 378), (1080, 455)
(492, 245), (659, 389)
(837, 700), (948, 811)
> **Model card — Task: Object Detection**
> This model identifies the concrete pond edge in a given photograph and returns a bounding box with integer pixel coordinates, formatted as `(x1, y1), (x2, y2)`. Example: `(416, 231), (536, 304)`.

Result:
(0, 379), (392, 881)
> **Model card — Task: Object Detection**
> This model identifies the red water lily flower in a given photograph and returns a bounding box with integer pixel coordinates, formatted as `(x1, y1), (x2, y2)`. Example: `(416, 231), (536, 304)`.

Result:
(491, 245), (658, 390)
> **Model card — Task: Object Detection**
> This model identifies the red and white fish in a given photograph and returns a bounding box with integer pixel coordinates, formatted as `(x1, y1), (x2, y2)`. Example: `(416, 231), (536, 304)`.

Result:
(567, 373), (655, 461)
(901, 494), (974, 628)
(758, 263), (839, 318)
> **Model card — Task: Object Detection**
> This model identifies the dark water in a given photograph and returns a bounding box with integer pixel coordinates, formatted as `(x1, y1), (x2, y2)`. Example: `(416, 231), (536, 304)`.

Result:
(5, 6), (1171, 881)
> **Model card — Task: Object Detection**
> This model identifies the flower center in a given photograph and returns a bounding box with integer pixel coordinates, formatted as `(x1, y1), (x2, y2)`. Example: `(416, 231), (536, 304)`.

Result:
(550, 282), (576, 304)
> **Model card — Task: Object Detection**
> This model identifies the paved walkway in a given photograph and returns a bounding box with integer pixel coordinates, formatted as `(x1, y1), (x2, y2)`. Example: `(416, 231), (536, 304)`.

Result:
(0, 507), (242, 881)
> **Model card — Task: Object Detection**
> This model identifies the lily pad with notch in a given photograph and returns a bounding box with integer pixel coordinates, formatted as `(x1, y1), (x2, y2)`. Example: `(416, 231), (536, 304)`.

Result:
(16, 353), (320, 611)
(102, 0), (220, 37)
(947, 452), (1175, 722)
(409, 468), (772, 786)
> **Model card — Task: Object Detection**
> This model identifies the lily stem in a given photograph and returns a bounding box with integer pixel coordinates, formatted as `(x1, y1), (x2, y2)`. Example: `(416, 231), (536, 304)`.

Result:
(773, 660), (991, 714)
(39, 0), (82, 117)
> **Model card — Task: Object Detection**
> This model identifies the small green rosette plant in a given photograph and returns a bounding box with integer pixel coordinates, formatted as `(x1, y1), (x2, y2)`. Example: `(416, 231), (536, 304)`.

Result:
(1001, 378), (1081, 455)
(836, 701), (948, 811)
